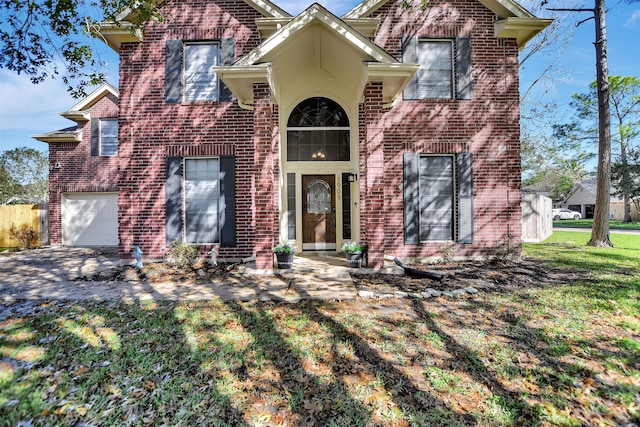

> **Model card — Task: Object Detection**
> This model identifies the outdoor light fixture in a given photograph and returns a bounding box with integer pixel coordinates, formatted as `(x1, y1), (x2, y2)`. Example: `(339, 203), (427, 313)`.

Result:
(347, 172), (357, 182)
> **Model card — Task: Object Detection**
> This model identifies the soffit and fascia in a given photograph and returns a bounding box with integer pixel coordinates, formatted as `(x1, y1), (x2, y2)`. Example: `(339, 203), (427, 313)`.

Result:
(94, 0), (551, 53)
(32, 83), (119, 144)
(214, 3), (419, 108)
(342, 0), (551, 49)
(31, 126), (83, 144)
(61, 83), (119, 121)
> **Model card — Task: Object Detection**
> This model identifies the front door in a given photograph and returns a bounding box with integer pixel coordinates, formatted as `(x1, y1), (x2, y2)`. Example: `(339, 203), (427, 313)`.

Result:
(302, 175), (336, 250)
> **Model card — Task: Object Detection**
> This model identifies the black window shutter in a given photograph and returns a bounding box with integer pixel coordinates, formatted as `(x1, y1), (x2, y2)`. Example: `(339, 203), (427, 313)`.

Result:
(166, 156), (183, 245)
(455, 37), (472, 100)
(165, 40), (183, 103)
(402, 36), (419, 100)
(403, 153), (420, 244)
(219, 37), (235, 102)
(219, 156), (236, 246)
(457, 153), (474, 243)
(90, 118), (99, 156)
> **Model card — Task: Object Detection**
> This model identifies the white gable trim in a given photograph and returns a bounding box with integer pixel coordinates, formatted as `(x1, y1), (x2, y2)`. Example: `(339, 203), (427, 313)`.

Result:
(343, 0), (389, 19)
(65, 83), (119, 115)
(236, 3), (398, 67)
(244, 0), (291, 18)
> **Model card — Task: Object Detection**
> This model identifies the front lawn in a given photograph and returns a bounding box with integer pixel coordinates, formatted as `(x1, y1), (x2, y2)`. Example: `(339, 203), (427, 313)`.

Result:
(554, 219), (640, 230)
(1, 233), (639, 426)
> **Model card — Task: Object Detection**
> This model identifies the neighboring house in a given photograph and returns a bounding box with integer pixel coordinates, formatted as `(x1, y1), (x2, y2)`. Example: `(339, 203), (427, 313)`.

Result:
(36, 0), (551, 269)
(563, 178), (640, 221)
(32, 84), (120, 246)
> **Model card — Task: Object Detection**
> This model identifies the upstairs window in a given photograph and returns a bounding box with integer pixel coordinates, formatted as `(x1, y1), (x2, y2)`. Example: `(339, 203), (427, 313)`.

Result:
(184, 42), (220, 102)
(90, 118), (118, 156)
(403, 37), (472, 100)
(165, 39), (235, 103)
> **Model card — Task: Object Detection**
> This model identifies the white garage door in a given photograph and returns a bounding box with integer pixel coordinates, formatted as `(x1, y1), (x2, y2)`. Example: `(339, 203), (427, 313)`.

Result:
(62, 193), (118, 246)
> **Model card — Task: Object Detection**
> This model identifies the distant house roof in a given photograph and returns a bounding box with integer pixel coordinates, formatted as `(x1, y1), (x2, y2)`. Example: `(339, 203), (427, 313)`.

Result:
(565, 178), (623, 204)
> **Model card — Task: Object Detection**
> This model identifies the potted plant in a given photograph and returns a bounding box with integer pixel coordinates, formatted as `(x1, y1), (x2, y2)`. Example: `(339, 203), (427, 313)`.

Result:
(341, 241), (367, 268)
(273, 243), (295, 269)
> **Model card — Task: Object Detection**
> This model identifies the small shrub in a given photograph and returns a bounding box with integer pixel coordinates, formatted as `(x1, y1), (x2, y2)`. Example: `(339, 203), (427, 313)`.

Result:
(273, 243), (294, 254)
(9, 223), (38, 249)
(341, 241), (366, 253)
(439, 243), (455, 264)
(493, 235), (521, 261)
(166, 239), (200, 267)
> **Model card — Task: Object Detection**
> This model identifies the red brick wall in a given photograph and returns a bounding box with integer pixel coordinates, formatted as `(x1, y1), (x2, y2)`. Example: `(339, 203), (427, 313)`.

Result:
(115, 0), (523, 263)
(48, 93), (119, 245)
(117, 0), (263, 260)
(360, 0), (522, 263)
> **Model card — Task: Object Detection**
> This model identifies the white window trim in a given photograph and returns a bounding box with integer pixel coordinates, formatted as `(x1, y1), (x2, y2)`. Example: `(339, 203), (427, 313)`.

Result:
(99, 118), (118, 156)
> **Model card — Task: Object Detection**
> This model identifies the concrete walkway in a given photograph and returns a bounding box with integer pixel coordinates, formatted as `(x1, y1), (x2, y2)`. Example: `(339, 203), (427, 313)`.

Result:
(0, 247), (403, 303)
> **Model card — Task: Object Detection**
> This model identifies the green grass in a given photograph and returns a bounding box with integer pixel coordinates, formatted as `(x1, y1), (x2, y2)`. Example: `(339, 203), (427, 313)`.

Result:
(554, 218), (640, 229)
(1, 233), (639, 426)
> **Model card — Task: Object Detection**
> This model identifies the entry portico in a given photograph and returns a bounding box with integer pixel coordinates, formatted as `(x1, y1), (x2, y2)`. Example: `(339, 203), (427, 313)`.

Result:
(214, 3), (417, 267)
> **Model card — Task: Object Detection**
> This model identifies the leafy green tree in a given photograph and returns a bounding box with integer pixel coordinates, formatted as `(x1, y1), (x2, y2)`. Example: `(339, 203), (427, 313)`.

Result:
(612, 146), (640, 220)
(555, 76), (640, 223)
(0, 148), (49, 204)
(522, 127), (592, 200)
(0, 0), (161, 97)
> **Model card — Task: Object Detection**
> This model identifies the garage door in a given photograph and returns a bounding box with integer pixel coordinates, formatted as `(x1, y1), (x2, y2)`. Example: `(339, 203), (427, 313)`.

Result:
(62, 193), (118, 246)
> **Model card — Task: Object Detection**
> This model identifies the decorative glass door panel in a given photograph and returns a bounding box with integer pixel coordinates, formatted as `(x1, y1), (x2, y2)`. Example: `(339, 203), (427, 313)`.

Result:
(302, 175), (336, 249)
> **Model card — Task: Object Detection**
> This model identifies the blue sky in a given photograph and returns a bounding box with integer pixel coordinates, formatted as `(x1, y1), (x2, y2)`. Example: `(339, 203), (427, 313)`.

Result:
(1, 0), (639, 159)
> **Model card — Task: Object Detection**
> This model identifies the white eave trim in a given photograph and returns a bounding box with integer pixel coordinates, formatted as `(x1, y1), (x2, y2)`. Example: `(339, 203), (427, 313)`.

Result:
(494, 17), (553, 49)
(91, 21), (144, 52)
(60, 111), (91, 121)
(343, 0), (389, 19)
(67, 83), (119, 112)
(366, 62), (420, 103)
(237, 4), (397, 67)
(31, 129), (82, 144)
(245, 0), (291, 18)
(256, 17), (381, 38)
(212, 64), (271, 109)
(478, 0), (535, 18)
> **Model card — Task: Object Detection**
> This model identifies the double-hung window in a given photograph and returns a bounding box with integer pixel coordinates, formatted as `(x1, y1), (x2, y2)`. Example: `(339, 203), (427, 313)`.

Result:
(165, 156), (236, 246)
(183, 42), (220, 102)
(403, 36), (472, 100)
(417, 40), (454, 99)
(404, 153), (474, 244)
(90, 118), (118, 156)
(184, 158), (221, 244)
(165, 38), (235, 103)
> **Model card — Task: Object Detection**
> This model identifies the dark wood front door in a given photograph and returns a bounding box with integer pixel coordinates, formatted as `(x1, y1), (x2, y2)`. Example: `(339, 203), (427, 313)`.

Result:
(302, 175), (336, 249)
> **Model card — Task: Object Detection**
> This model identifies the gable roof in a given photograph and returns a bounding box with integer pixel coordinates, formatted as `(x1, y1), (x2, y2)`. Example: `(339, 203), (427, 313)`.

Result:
(61, 83), (119, 121)
(31, 83), (119, 144)
(565, 178), (623, 203)
(342, 0), (551, 48)
(214, 3), (418, 108)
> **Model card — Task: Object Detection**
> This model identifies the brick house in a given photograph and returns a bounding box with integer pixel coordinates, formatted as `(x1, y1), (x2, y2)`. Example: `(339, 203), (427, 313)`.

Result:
(33, 83), (120, 246)
(36, 0), (550, 269)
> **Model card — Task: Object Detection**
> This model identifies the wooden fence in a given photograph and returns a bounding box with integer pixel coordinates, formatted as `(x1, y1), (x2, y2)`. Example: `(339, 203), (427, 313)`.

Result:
(0, 204), (49, 247)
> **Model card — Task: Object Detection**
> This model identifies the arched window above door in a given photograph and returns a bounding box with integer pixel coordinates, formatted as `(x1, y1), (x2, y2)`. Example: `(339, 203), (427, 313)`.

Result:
(287, 97), (350, 161)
